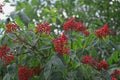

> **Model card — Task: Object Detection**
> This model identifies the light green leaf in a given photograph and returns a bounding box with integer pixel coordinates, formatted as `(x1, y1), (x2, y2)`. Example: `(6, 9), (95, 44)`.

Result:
(3, 73), (11, 80)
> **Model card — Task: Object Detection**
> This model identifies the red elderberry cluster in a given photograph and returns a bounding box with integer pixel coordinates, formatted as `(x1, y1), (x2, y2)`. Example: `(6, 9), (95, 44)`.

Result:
(63, 17), (90, 36)
(81, 55), (96, 66)
(112, 77), (117, 80)
(36, 22), (51, 35)
(0, 44), (14, 66)
(18, 66), (34, 80)
(5, 23), (18, 33)
(52, 33), (70, 55)
(94, 24), (110, 38)
(81, 55), (108, 70)
(64, 17), (85, 31)
(81, 30), (90, 36)
(97, 60), (108, 70)
(111, 70), (120, 80)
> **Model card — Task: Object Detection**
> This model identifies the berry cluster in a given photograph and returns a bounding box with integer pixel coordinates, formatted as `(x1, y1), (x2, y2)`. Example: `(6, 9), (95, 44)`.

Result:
(82, 55), (108, 70)
(97, 60), (108, 70)
(36, 22), (51, 35)
(111, 70), (120, 80)
(5, 23), (18, 33)
(0, 44), (14, 66)
(52, 33), (70, 55)
(18, 66), (34, 80)
(63, 17), (85, 31)
(94, 24), (110, 38)
(63, 17), (90, 36)
(18, 66), (42, 80)
(81, 55), (96, 66)
(81, 30), (90, 36)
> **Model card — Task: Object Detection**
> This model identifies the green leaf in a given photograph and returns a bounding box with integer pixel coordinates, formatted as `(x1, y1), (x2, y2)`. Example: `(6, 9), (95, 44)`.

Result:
(63, 54), (70, 64)
(14, 16), (24, 29)
(52, 54), (65, 67)
(22, 31), (36, 44)
(68, 71), (77, 80)
(18, 10), (30, 26)
(7, 63), (16, 74)
(57, 54), (68, 65)
(3, 73), (11, 80)
(30, 58), (40, 67)
(76, 69), (84, 80)
(49, 71), (64, 80)
(83, 33), (95, 49)
(70, 50), (80, 66)
(27, 23), (35, 31)
(31, 0), (40, 5)
(51, 18), (56, 23)
(4, 0), (9, 2)
(101, 70), (111, 80)
(7, 33), (17, 40)
(107, 51), (120, 64)
(43, 8), (50, 13)
(39, 46), (51, 51)
(44, 61), (52, 80)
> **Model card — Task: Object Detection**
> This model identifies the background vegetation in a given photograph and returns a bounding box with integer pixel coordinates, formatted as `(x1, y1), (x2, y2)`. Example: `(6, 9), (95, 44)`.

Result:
(0, 0), (120, 80)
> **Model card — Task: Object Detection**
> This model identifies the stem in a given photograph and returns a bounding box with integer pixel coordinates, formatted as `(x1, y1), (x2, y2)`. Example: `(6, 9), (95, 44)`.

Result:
(101, 39), (110, 56)
(70, 29), (73, 50)
(83, 34), (93, 49)
(12, 33), (46, 58)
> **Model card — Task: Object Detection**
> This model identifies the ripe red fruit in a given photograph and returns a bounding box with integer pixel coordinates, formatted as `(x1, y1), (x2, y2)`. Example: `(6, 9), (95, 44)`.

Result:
(81, 55), (96, 66)
(97, 60), (108, 70)
(5, 23), (18, 33)
(82, 30), (90, 36)
(36, 22), (51, 35)
(0, 44), (14, 65)
(52, 33), (70, 55)
(63, 17), (85, 31)
(112, 77), (117, 80)
(111, 70), (120, 78)
(95, 24), (110, 38)
(18, 66), (34, 80)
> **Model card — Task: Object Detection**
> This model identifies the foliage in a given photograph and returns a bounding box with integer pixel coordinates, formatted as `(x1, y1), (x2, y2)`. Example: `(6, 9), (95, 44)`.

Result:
(0, 0), (120, 80)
